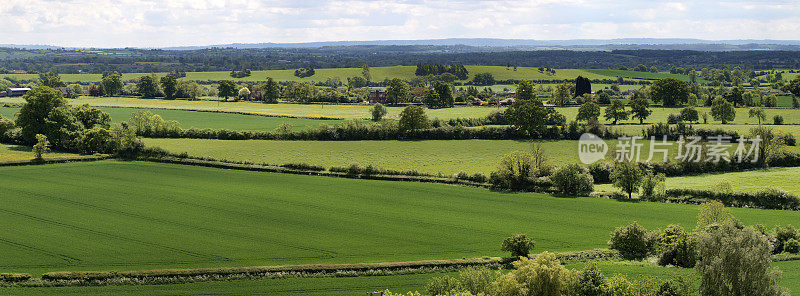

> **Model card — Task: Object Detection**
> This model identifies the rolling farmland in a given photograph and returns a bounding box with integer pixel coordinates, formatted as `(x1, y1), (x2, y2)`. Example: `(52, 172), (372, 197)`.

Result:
(1, 161), (798, 276)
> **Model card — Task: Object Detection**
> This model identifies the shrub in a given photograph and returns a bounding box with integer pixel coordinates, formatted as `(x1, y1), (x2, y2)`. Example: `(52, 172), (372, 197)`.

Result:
(608, 221), (655, 260)
(32, 134), (49, 160)
(657, 276), (693, 296)
(697, 221), (785, 296)
(490, 151), (551, 191)
(640, 171), (666, 198)
(426, 275), (461, 296)
(666, 113), (683, 124)
(551, 164), (594, 196)
(457, 267), (497, 295)
(587, 161), (612, 183)
(492, 252), (573, 296)
(773, 115), (784, 125)
(572, 263), (605, 296)
(785, 239), (800, 254)
(370, 103), (388, 121)
(398, 105), (430, 132)
(656, 225), (696, 268)
(774, 225), (798, 254)
(0, 115), (14, 135)
(501, 233), (535, 257)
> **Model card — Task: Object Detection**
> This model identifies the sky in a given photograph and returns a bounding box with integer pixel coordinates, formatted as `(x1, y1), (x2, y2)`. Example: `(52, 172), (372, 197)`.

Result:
(1, 0), (799, 48)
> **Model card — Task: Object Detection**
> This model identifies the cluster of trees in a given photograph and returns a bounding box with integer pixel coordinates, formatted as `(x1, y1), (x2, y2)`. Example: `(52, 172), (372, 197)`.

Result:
(135, 74), (204, 99)
(9, 86), (141, 154)
(293, 67), (315, 78)
(415, 63), (469, 80)
(229, 69), (251, 78)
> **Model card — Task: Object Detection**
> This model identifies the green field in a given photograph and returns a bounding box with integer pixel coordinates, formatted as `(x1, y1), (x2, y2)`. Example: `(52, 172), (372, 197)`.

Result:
(0, 106), (335, 132)
(1, 161), (798, 276)
(584, 69), (708, 83)
(0, 66), (630, 84)
(0, 144), (86, 162)
(141, 138), (781, 175)
(0, 272), (448, 295)
(596, 167), (800, 196)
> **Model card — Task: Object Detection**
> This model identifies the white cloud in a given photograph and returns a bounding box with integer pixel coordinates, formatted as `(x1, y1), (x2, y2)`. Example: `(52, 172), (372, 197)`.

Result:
(0, 0), (798, 47)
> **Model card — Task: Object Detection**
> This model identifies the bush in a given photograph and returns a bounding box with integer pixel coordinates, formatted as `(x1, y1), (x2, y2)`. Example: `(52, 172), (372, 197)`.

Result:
(587, 161), (612, 183)
(370, 103), (388, 121)
(774, 225), (798, 254)
(666, 113), (683, 124)
(489, 150), (552, 191)
(611, 161), (643, 199)
(773, 115), (784, 125)
(785, 239), (800, 254)
(551, 164), (594, 196)
(656, 225), (696, 268)
(657, 277), (693, 296)
(640, 171), (666, 198)
(457, 267), (497, 295)
(492, 252), (572, 296)
(571, 263), (605, 296)
(426, 275), (461, 296)
(501, 233), (535, 257)
(697, 221), (785, 296)
(608, 221), (655, 260)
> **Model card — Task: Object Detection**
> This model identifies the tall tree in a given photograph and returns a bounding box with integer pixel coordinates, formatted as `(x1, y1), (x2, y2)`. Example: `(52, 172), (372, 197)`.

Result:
(160, 74), (178, 99)
(386, 78), (410, 105)
(217, 80), (238, 101)
(629, 96), (652, 124)
(137, 74), (161, 98)
(575, 76), (591, 97)
(604, 99), (628, 124)
(551, 82), (572, 106)
(262, 77), (280, 103)
(100, 72), (123, 96)
(515, 80), (536, 101)
(38, 72), (65, 88)
(711, 97), (736, 124)
(650, 78), (690, 107)
(576, 101), (601, 122)
(749, 107), (767, 126)
(505, 99), (563, 138)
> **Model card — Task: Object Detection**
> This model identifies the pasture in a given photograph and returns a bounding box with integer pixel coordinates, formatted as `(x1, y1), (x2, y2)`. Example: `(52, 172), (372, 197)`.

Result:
(596, 167), (800, 196)
(142, 138), (778, 175)
(0, 106), (334, 132)
(1, 161), (798, 276)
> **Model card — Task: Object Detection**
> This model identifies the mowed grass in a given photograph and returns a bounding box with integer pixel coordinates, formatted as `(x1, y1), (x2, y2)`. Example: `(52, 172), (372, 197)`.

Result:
(1, 161), (799, 275)
(583, 69), (707, 83)
(0, 106), (335, 132)
(141, 138), (765, 175)
(0, 144), (85, 162)
(596, 167), (800, 196)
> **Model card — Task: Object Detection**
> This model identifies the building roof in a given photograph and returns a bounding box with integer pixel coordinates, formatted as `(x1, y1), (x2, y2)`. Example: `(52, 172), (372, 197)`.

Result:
(8, 88), (31, 91)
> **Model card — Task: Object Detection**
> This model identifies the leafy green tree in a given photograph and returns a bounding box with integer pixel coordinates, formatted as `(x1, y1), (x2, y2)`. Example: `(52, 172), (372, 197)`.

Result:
(0, 115), (14, 135)
(656, 225), (697, 268)
(71, 104), (111, 129)
(15, 86), (79, 146)
(611, 161), (642, 199)
(217, 80), (237, 101)
(551, 82), (572, 106)
(137, 74), (161, 98)
(100, 72), (123, 96)
(386, 78), (410, 105)
(697, 221), (785, 296)
(680, 107), (699, 123)
(38, 72), (65, 88)
(160, 74), (178, 99)
(516, 80), (536, 101)
(370, 103), (387, 121)
(361, 63), (371, 81)
(576, 101), (601, 122)
(471, 73), (496, 86)
(629, 96), (651, 124)
(711, 97), (736, 124)
(787, 76), (800, 98)
(501, 233), (535, 257)
(398, 105), (430, 132)
(422, 81), (454, 108)
(604, 100), (628, 124)
(696, 201), (733, 232)
(749, 107), (767, 126)
(32, 134), (49, 160)
(650, 78), (690, 106)
(237, 87), (250, 100)
(551, 164), (594, 196)
(261, 77), (280, 103)
(493, 252), (571, 296)
(505, 99), (563, 137)
(608, 221), (654, 260)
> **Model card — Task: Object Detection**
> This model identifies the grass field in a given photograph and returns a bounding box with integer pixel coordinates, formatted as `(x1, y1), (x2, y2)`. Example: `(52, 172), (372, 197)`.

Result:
(0, 272), (450, 295)
(141, 138), (786, 175)
(0, 106), (336, 132)
(583, 69), (709, 83)
(0, 144), (85, 163)
(0, 66), (636, 84)
(596, 167), (800, 196)
(1, 161), (798, 276)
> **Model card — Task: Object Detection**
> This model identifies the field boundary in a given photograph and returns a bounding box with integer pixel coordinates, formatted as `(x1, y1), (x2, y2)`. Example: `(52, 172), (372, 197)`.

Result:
(140, 156), (492, 187)
(3, 249), (619, 287)
(0, 155), (112, 167)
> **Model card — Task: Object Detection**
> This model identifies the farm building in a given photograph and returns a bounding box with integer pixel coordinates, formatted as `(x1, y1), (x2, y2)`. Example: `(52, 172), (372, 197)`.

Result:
(6, 88), (30, 97)
(367, 90), (387, 104)
(54, 87), (74, 97)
